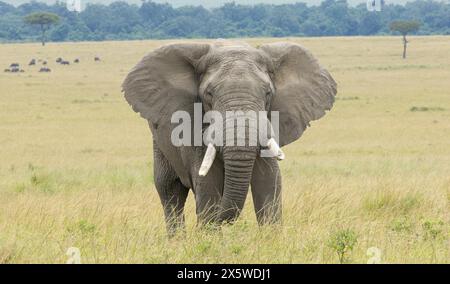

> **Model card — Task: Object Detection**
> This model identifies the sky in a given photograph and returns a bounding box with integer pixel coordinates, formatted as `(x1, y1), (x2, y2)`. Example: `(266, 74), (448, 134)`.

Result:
(1, 0), (415, 8)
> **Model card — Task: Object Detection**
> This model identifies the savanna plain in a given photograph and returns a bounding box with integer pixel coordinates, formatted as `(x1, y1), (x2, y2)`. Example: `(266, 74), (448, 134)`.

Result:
(0, 36), (449, 264)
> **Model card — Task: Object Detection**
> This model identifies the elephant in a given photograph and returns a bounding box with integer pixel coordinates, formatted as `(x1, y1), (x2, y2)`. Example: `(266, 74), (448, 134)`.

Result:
(122, 41), (337, 236)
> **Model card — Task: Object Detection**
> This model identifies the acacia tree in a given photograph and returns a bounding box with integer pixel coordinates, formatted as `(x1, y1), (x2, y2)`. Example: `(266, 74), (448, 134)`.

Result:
(24, 12), (60, 46)
(390, 20), (421, 59)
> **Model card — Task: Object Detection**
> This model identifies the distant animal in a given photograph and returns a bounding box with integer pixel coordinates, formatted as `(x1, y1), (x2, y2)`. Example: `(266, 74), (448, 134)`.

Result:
(56, 57), (63, 63)
(39, 67), (51, 72)
(60, 61), (70, 65)
(74, 59), (80, 63)
(19, 69), (25, 73)
(4, 69), (10, 72)
(94, 57), (101, 61)
(10, 63), (19, 68)
(42, 61), (48, 65)
(29, 59), (36, 66)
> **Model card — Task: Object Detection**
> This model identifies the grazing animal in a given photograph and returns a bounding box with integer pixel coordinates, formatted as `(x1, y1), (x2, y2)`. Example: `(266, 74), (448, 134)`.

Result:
(42, 61), (48, 65)
(39, 67), (51, 72)
(4, 69), (11, 72)
(74, 59), (80, 63)
(123, 41), (337, 236)
(29, 59), (36, 66)
(56, 57), (63, 63)
(19, 69), (25, 73)
(60, 61), (70, 65)
(94, 57), (101, 61)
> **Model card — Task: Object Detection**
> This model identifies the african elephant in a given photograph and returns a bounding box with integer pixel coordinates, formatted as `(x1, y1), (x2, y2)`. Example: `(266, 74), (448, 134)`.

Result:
(123, 41), (337, 236)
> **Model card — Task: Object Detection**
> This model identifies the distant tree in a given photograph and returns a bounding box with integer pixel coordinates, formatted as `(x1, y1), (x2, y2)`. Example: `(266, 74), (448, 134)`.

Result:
(0, 1), (15, 15)
(50, 22), (70, 41)
(24, 12), (60, 46)
(139, 0), (176, 27)
(0, 0), (448, 43)
(359, 13), (382, 35)
(80, 5), (110, 32)
(158, 16), (202, 37)
(390, 20), (421, 59)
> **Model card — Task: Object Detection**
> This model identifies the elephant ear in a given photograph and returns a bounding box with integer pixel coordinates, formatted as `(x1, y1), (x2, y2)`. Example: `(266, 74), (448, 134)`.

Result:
(260, 42), (337, 147)
(122, 43), (210, 131)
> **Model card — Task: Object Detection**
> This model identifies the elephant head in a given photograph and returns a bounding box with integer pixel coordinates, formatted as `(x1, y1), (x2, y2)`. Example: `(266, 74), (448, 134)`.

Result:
(122, 41), (337, 223)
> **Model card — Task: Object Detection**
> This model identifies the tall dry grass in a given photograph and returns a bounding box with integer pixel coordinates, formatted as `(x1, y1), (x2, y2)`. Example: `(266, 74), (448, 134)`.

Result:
(0, 36), (449, 263)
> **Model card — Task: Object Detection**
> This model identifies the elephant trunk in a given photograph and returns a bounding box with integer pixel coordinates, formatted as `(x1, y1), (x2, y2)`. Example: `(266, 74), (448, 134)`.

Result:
(217, 112), (258, 223)
(218, 146), (257, 222)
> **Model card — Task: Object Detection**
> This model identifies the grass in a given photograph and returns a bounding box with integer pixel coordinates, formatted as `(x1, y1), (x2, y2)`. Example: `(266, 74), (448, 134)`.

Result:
(0, 36), (449, 263)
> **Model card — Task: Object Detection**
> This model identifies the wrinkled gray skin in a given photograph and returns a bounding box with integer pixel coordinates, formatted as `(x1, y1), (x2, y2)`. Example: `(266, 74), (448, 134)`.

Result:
(123, 41), (337, 236)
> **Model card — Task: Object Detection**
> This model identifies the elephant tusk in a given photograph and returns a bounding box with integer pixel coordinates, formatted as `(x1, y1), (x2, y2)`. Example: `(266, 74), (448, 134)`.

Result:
(266, 138), (285, 161)
(199, 143), (217, 176)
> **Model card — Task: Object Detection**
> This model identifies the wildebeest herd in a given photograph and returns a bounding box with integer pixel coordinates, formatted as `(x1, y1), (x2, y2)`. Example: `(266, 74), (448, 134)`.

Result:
(3, 56), (101, 74)
(4, 63), (24, 73)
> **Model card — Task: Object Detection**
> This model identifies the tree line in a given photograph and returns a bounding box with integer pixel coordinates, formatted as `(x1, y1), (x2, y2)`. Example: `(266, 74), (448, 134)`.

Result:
(0, 0), (449, 42)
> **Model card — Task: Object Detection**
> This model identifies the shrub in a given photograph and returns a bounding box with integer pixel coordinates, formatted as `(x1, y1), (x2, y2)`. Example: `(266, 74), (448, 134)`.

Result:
(328, 229), (358, 264)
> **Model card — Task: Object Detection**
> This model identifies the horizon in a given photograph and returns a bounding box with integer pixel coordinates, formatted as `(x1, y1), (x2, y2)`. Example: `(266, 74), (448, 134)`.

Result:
(1, 0), (417, 8)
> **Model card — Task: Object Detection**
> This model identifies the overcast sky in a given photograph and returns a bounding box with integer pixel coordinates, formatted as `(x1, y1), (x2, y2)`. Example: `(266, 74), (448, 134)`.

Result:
(2, 0), (415, 8)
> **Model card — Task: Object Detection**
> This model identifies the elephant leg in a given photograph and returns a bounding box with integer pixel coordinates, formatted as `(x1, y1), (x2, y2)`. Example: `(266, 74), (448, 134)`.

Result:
(154, 143), (189, 237)
(250, 157), (282, 225)
(195, 185), (222, 227)
(193, 159), (224, 227)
